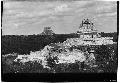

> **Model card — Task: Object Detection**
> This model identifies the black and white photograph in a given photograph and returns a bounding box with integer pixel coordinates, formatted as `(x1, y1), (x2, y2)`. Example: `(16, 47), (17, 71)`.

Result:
(1, 0), (118, 82)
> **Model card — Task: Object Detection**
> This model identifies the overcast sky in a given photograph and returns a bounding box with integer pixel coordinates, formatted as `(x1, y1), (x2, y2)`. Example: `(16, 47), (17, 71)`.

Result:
(2, 0), (117, 35)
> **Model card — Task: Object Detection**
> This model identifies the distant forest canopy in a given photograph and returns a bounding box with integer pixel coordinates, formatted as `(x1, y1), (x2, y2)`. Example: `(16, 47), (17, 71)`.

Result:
(2, 32), (118, 55)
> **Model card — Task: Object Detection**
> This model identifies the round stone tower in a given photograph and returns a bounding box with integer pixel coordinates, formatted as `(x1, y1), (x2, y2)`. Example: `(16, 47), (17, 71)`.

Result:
(77, 19), (98, 39)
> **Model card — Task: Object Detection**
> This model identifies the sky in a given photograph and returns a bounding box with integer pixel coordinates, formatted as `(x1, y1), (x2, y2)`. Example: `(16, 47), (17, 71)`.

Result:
(2, 0), (117, 35)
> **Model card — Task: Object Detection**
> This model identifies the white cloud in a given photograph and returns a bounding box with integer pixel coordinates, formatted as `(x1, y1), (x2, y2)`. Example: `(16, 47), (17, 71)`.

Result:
(105, 12), (117, 16)
(96, 5), (114, 12)
(54, 4), (69, 13)
(3, 1), (117, 35)
(74, 1), (90, 7)
(97, 12), (117, 17)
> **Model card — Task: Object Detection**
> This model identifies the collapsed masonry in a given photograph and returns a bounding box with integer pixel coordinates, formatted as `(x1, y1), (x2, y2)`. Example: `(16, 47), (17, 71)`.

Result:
(14, 19), (115, 69)
(14, 45), (96, 69)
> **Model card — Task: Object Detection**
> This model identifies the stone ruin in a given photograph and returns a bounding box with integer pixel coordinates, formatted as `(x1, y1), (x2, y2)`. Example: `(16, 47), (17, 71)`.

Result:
(13, 19), (115, 70)
(40, 27), (55, 35)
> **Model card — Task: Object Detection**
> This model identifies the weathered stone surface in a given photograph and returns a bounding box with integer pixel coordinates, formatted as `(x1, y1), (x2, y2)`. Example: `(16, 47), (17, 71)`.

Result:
(40, 27), (55, 35)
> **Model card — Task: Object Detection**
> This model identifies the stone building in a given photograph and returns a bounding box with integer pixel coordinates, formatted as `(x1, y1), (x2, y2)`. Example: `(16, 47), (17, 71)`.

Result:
(77, 19), (100, 39)
(40, 27), (55, 35)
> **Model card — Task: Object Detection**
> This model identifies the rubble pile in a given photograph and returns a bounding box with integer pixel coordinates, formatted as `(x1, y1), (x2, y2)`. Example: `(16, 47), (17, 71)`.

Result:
(13, 37), (115, 69)
(53, 49), (86, 64)
(14, 42), (96, 69)
(13, 19), (115, 69)
(14, 45), (51, 68)
(62, 37), (115, 47)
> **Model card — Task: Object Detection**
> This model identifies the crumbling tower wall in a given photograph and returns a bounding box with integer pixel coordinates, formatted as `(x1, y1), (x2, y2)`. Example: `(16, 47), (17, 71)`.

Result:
(77, 19), (98, 39)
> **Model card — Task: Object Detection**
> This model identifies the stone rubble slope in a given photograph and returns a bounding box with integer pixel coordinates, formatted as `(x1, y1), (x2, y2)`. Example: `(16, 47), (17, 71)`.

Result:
(13, 38), (99, 69)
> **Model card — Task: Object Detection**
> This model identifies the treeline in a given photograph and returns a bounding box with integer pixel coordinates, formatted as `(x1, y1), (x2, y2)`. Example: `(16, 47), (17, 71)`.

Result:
(2, 32), (118, 55)
(99, 32), (118, 42)
(2, 44), (118, 73)
(2, 34), (79, 55)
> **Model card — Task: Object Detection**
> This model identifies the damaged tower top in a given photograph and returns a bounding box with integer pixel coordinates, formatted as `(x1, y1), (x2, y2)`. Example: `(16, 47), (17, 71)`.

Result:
(77, 19), (98, 39)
